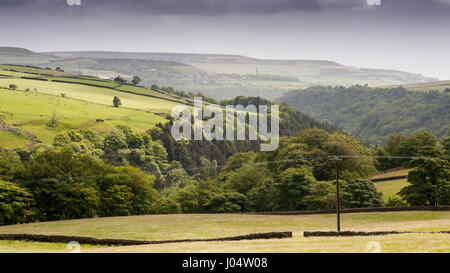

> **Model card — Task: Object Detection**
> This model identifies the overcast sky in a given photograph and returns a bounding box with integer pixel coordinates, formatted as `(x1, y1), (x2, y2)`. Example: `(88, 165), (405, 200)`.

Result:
(1, 0), (450, 79)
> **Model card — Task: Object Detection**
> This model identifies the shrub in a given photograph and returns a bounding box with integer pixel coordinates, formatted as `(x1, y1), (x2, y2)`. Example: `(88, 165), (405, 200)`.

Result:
(151, 197), (181, 214)
(385, 195), (408, 207)
(47, 112), (58, 128)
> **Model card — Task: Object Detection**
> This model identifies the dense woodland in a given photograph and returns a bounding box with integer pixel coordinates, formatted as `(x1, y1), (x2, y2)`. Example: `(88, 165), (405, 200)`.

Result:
(278, 85), (449, 144)
(0, 94), (449, 225)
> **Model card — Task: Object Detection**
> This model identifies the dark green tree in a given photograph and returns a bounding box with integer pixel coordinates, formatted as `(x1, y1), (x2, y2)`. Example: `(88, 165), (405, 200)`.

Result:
(113, 96), (122, 107)
(0, 150), (24, 181)
(341, 179), (384, 208)
(131, 76), (142, 85)
(0, 180), (35, 225)
(101, 184), (134, 216)
(305, 181), (336, 210)
(399, 157), (450, 206)
(275, 167), (315, 211)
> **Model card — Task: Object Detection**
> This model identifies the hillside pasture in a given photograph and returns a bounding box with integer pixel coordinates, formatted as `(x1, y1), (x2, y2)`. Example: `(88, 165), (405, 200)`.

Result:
(0, 78), (181, 113)
(0, 88), (167, 148)
(372, 169), (411, 201)
(0, 64), (72, 77)
(375, 179), (411, 201)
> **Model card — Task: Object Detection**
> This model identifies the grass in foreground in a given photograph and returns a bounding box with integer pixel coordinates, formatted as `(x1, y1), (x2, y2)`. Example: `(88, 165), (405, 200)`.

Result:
(87, 233), (450, 253)
(0, 240), (103, 253)
(0, 211), (448, 241)
(0, 211), (448, 253)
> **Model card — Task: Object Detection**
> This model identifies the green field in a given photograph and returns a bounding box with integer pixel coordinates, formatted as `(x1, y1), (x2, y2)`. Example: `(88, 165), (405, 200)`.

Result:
(375, 179), (411, 200)
(0, 89), (168, 148)
(0, 79), (181, 112)
(0, 65), (194, 149)
(386, 80), (450, 92)
(375, 178), (410, 202)
(372, 169), (411, 200)
(0, 211), (448, 253)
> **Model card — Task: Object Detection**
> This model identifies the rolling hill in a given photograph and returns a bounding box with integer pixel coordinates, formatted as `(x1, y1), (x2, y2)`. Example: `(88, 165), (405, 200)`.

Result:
(0, 47), (59, 65)
(1, 47), (437, 100)
(0, 64), (188, 149)
(277, 85), (450, 144)
(0, 64), (335, 150)
(46, 50), (437, 99)
(385, 80), (450, 93)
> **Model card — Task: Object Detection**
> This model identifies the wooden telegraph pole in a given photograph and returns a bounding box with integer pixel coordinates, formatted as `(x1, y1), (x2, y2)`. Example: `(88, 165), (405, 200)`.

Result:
(332, 156), (342, 232)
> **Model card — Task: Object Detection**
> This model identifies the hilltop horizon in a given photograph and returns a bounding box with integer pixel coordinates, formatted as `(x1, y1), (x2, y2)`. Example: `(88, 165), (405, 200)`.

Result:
(0, 46), (441, 80)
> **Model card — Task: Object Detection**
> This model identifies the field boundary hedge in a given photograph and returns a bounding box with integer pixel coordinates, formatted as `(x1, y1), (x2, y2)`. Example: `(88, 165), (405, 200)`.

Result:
(374, 167), (408, 176)
(303, 230), (450, 237)
(246, 206), (450, 215)
(0, 231), (292, 246)
(50, 79), (184, 104)
(371, 175), (408, 182)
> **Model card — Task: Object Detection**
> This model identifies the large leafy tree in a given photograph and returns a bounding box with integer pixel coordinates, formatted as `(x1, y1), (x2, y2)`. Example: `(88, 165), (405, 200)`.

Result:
(305, 181), (336, 210)
(341, 179), (384, 208)
(97, 165), (159, 215)
(0, 150), (24, 181)
(399, 157), (450, 206)
(101, 184), (134, 216)
(175, 180), (245, 213)
(275, 167), (315, 211)
(24, 178), (99, 221)
(21, 150), (103, 220)
(0, 180), (35, 225)
(225, 164), (270, 196)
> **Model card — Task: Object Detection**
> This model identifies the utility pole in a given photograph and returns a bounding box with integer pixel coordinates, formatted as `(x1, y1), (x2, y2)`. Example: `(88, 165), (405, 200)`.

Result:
(332, 156), (342, 232)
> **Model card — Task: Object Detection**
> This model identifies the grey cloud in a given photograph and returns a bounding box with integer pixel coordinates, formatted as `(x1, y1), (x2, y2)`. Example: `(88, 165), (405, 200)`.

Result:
(0, 0), (449, 15)
(0, 0), (32, 7)
(84, 0), (323, 15)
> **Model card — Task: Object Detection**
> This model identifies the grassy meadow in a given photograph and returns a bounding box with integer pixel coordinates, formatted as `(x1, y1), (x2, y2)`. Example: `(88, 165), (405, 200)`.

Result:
(375, 179), (411, 200)
(0, 79), (181, 112)
(0, 65), (190, 149)
(0, 88), (167, 148)
(0, 211), (448, 253)
(372, 169), (411, 201)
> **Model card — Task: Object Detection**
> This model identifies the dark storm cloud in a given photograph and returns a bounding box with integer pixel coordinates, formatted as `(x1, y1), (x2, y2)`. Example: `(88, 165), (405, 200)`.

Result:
(0, 0), (32, 7)
(111, 0), (324, 14)
(0, 0), (449, 15)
